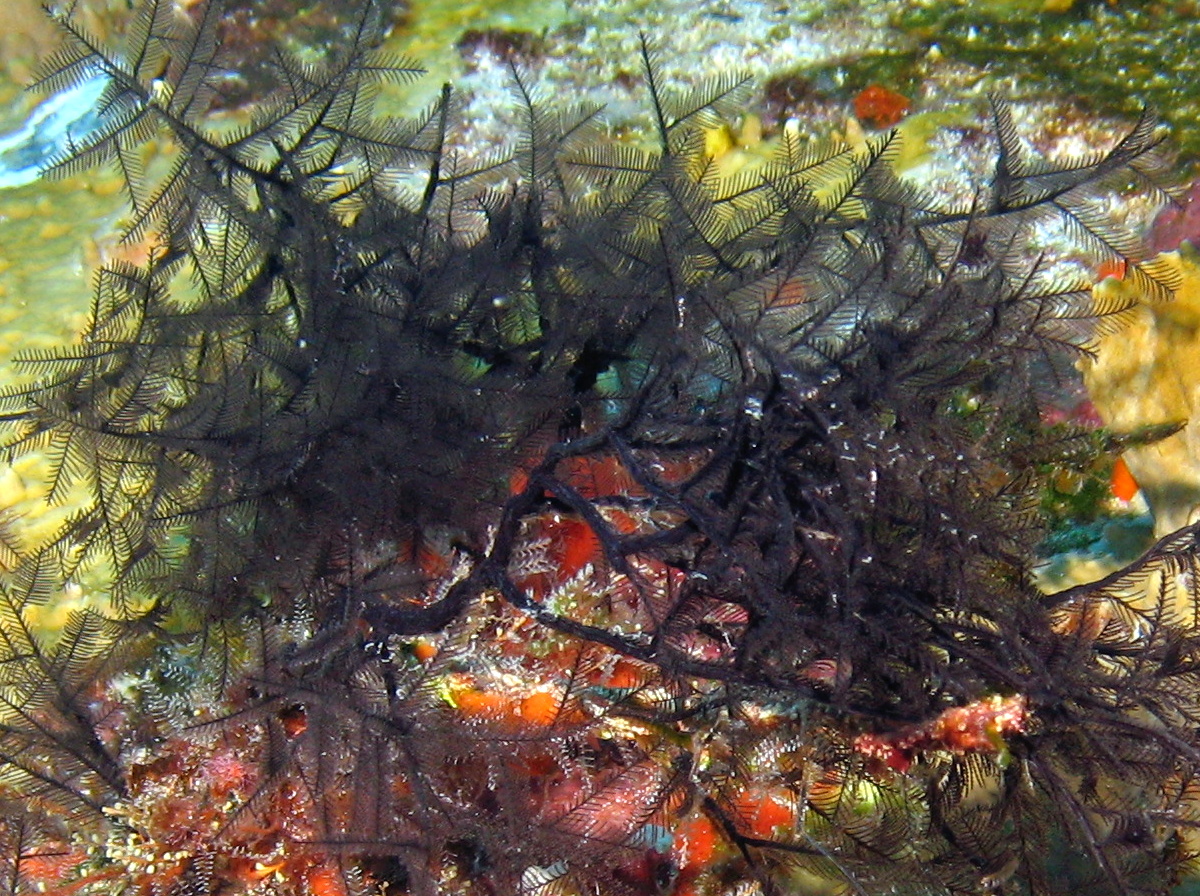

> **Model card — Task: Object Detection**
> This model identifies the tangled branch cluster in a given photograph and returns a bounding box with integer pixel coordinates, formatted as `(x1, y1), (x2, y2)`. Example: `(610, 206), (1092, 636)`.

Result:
(0, 1), (1198, 894)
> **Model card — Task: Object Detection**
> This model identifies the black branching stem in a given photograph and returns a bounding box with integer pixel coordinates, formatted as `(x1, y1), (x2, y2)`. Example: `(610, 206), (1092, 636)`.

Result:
(0, 2), (1199, 895)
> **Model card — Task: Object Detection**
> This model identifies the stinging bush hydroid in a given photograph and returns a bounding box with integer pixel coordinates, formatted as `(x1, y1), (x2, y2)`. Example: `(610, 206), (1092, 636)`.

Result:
(0, 1), (1198, 894)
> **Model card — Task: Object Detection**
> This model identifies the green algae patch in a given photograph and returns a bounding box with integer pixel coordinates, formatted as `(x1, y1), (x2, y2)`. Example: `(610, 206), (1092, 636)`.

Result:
(379, 0), (572, 115)
(0, 175), (126, 391)
(896, 0), (1200, 164)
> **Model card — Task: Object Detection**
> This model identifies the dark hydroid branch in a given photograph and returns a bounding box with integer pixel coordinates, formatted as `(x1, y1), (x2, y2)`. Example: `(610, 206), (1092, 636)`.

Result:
(0, 1), (1197, 894)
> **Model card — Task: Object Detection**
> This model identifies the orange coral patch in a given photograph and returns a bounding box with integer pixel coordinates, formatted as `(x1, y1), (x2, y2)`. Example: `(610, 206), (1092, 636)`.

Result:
(279, 703), (308, 738)
(854, 84), (910, 128)
(519, 690), (563, 726)
(1111, 455), (1139, 501)
(1097, 257), (1128, 281)
(562, 454), (644, 499)
(557, 517), (603, 578)
(674, 812), (722, 869)
(598, 656), (655, 689)
(731, 786), (794, 838)
(305, 865), (351, 896)
(412, 637), (439, 662)
(452, 681), (579, 731)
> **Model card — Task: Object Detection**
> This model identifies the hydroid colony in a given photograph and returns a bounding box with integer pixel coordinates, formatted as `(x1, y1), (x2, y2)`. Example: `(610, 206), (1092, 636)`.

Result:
(1, 0), (1199, 894)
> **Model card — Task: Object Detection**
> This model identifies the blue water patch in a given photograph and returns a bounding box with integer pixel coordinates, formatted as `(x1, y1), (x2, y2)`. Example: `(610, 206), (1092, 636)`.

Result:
(0, 74), (111, 189)
(629, 823), (674, 854)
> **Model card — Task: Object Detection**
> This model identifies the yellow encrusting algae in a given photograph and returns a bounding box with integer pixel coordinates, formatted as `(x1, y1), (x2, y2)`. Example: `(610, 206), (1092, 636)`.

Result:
(1085, 243), (1200, 537)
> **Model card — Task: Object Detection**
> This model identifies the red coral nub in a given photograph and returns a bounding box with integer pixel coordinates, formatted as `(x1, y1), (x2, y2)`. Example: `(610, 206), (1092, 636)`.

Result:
(854, 695), (1028, 773)
(854, 84), (911, 128)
